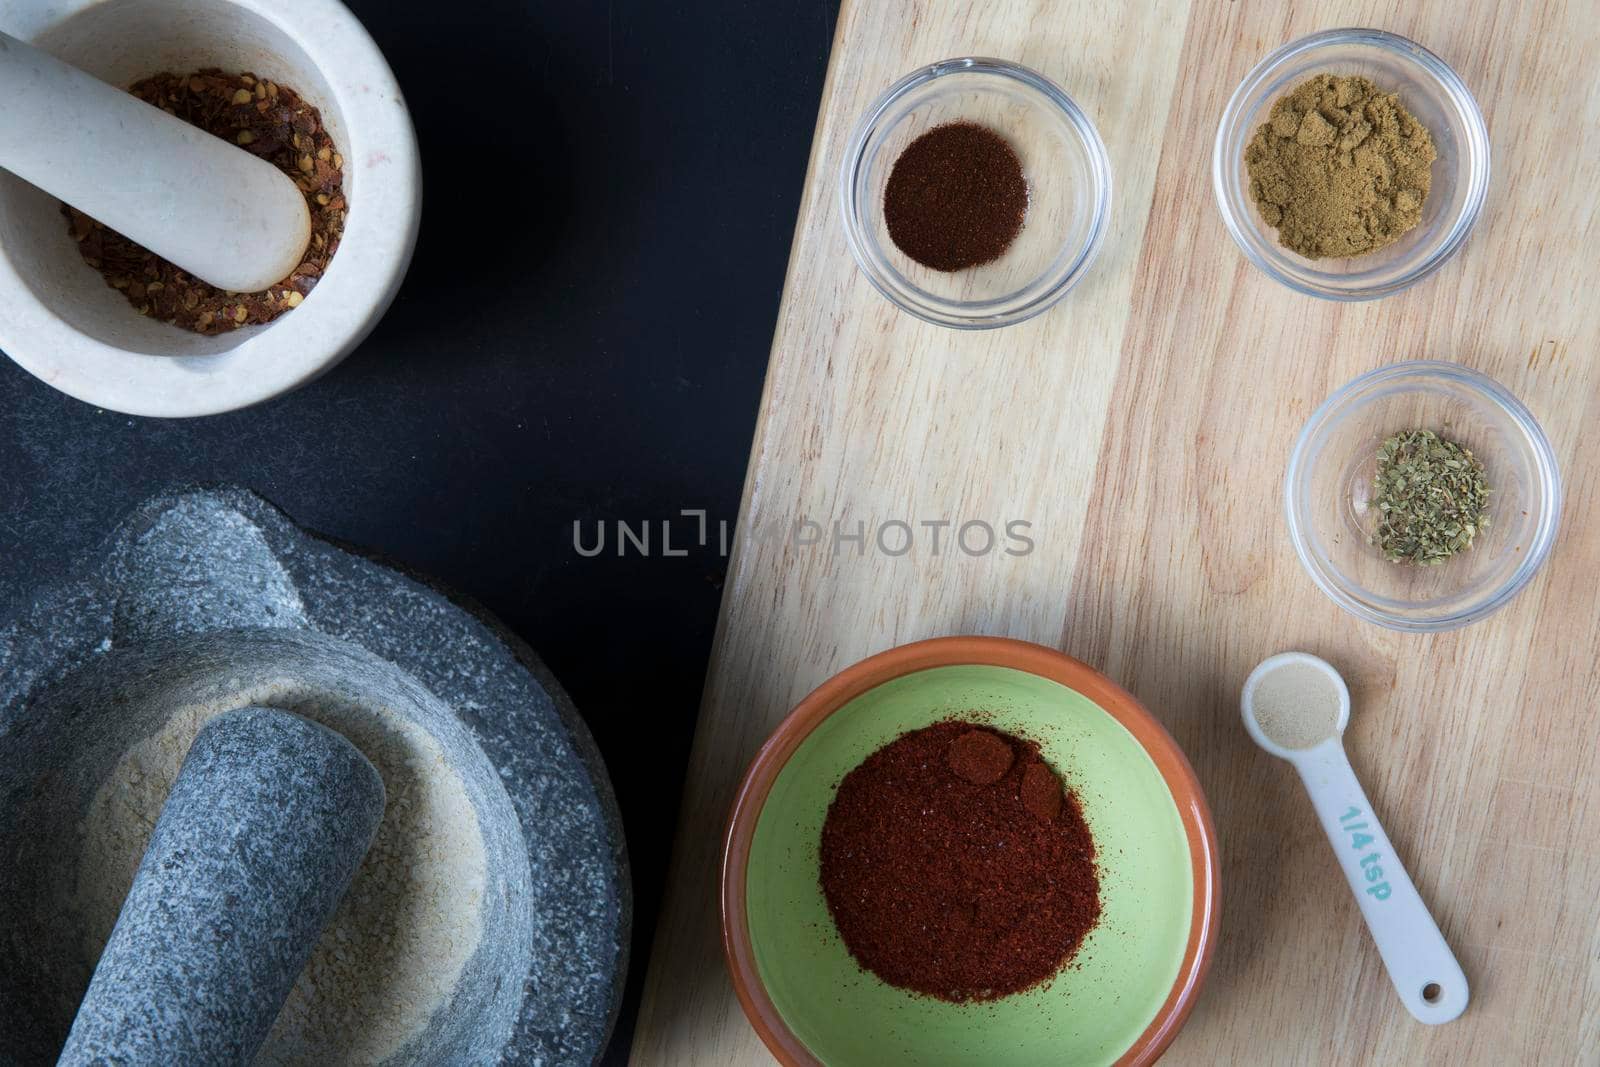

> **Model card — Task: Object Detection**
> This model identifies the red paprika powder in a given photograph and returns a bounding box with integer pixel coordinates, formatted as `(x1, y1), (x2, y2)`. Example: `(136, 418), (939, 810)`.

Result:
(819, 720), (1101, 1002)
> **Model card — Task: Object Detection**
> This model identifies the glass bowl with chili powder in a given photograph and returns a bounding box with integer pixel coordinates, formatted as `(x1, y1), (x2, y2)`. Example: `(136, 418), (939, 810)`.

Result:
(840, 57), (1111, 329)
(722, 637), (1219, 1067)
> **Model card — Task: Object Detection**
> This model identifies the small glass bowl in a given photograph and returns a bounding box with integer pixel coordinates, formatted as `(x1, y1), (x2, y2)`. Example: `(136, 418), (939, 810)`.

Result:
(1213, 28), (1491, 300)
(1286, 362), (1562, 631)
(839, 57), (1111, 329)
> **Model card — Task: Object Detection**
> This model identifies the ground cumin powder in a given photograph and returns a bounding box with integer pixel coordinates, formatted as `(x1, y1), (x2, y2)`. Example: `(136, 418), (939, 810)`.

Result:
(1245, 74), (1436, 259)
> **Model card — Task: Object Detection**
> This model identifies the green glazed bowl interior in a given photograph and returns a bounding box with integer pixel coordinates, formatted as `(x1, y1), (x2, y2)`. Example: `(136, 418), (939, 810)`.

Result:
(744, 663), (1195, 1066)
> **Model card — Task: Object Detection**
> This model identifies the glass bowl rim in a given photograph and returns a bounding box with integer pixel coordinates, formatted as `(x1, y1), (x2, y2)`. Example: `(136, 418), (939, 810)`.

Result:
(838, 55), (1113, 330)
(1284, 360), (1563, 632)
(1211, 27), (1491, 302)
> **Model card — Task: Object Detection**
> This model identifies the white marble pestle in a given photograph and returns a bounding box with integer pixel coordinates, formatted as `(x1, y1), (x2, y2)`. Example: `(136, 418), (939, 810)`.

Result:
(0, 31), (310, 293)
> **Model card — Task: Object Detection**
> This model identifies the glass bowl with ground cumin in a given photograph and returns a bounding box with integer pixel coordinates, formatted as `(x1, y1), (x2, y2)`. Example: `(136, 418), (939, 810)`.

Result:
(721, 637), (1218, 1067)
(1287, 362), (1561, 631)
(1213, 29), (1490, 301)
(841, 58), (1111, 329)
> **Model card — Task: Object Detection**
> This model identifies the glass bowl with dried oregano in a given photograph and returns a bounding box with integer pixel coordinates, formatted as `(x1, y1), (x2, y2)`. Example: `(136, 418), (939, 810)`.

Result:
(1287, 362), (1561, 631)
(1213, 28), (1490, 301)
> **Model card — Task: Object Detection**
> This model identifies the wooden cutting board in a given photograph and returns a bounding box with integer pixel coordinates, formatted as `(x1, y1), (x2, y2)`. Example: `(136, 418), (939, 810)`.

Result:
(631, 0), (1600, 1062)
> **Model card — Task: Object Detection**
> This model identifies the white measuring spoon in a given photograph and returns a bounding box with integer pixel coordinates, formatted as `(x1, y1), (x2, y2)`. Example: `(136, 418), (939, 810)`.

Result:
(1241, 652), (1468, 1024)
(0, 31), (310, 293)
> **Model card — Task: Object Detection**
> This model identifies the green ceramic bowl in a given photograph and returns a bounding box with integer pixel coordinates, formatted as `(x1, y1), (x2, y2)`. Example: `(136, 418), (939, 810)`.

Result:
(722, 637), (1218, 1066)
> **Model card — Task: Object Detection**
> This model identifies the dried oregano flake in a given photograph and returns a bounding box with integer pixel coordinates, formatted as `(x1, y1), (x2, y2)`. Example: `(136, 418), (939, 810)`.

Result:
(1370, 429), (1491, 566)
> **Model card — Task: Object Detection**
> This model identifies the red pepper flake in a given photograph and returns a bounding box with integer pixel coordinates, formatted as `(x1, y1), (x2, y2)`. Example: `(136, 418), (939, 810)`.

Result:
(62, 69), (346, 335)
(819, 720), (1101, 1002)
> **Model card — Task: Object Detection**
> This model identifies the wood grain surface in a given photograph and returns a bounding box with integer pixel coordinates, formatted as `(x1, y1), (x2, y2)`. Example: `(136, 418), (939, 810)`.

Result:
(631, 1), (1600, 1063)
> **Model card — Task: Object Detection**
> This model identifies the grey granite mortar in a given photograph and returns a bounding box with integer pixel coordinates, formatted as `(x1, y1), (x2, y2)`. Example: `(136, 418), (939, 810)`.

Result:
(0, 487), (631, 1066)
(59, 707), (386, 1066)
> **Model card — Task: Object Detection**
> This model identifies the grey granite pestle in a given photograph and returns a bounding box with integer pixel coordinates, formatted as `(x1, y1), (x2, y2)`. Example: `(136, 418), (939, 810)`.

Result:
(57, 706), (385, 1067)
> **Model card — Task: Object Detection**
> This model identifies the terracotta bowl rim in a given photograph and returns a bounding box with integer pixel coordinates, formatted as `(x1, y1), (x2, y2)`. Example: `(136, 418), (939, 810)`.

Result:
(720, 635), (1220, 1067)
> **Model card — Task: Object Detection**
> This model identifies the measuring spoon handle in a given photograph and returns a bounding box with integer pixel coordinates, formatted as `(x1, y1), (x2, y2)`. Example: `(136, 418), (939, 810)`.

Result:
(1294, 742), (1468, 1023)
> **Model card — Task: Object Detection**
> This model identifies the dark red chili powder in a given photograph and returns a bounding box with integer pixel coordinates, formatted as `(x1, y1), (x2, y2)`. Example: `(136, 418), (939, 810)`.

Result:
(947, 727), (1013, 784)
(1020, 760), (1064, 821)
(882, 121), (1028, 272)
(819, 720), (1101, 1002)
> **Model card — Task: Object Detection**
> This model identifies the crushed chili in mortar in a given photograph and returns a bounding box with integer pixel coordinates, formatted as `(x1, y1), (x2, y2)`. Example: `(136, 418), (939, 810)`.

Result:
(63, 69), (346, 335)
(819, 720), (1101, 1002)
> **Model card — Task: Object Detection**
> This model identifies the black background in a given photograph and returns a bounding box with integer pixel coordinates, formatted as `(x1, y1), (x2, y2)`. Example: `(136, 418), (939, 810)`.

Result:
(0, 2), (840, 1060)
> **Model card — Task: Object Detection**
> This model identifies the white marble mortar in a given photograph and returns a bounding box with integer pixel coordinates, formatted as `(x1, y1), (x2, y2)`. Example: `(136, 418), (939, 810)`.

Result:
(0, 0), (421, 417)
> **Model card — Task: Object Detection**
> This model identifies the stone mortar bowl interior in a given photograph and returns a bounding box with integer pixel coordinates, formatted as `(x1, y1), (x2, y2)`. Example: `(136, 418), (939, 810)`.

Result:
(0, 0), (420, 417)
(0, 489), (630, 1065)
